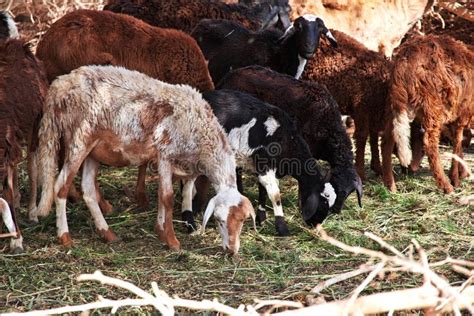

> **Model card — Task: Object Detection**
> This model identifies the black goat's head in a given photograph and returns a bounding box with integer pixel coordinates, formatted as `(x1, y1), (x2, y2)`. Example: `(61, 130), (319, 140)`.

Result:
(326, 167), (363, 214)
(299, 181), (336, 227)
(278, 15), (337, 59)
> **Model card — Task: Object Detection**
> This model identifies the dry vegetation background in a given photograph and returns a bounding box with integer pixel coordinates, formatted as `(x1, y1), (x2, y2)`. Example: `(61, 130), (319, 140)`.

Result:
(0, 0), (473, 314)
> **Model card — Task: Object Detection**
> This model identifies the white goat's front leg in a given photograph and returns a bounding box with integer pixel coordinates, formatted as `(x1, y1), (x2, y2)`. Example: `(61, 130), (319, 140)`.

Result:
(0, 198), (23, 253)
(258, 170), (290, 236)
(27, 150), (38, 219)
(181, 178), (197, 233)
(82, 158), (118, 243)
(154, 159), (180, 250)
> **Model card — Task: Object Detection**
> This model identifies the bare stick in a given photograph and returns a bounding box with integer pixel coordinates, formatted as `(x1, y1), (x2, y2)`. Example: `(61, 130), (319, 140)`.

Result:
(273, 285), (474, 315)
(311, 265), (376, 294)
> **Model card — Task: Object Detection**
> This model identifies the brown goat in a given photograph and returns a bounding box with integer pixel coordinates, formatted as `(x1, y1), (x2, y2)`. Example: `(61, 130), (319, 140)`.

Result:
(382, 35), (473, 193)
(301, 29), (391, 181)
(104, 0), (291, 33)
(35, 9), (214, 211)
(36, 10), (214, 92)
(0, 39), (48, 253)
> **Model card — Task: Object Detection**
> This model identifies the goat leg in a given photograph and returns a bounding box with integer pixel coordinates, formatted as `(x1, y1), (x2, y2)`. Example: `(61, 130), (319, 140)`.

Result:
(423, 123), (454, 194)
(256, 182), (267, 226)
(181, 179), (197, 233)
(369, 130), (382, 175)
(381, 120), (397, 192)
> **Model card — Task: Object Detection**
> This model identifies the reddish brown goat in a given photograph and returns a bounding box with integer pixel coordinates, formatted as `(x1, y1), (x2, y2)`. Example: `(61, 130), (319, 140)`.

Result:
(382, 35), (473, 193)
(0, 39), (48, 252)
(301, 30), (391, 181)
(36, 9), (214, 211)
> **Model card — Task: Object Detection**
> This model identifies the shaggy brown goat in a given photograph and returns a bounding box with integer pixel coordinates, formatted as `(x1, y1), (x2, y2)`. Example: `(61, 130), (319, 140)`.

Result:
(382, 35), (473, 193)
(36, 9), (214, 211)
(33, 65), (254, 254)
(301, 29), (391, 181)
(0, 39), (48, 253)
(104, 0), (291, 33)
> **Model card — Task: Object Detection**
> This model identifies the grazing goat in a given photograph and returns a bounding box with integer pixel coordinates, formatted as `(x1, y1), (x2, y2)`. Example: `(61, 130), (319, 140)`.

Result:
(218, 66), (362, 214)
(301, 29), (391, 180)
(0, 11), (19, 40)
(33, 65), (254, 254)
(192, 15), (337, 82)
(0, 39), (49, 253)
(35, 9), (215, 211)
(104, 0), (291, 33)
(37, 10), (213, 91)
(189, 89), (335, 236)
(382, 35), (473, 193)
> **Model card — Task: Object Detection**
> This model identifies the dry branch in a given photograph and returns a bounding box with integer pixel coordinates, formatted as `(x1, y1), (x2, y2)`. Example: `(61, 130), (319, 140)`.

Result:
(3, 228), (474, 315)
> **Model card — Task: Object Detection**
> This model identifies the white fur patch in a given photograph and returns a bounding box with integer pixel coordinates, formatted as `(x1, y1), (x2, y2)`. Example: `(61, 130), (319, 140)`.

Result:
(258, 170), (283, 217)
(325, 29), (337, 43)
(295, 55), (307, 79)
(393, 111), (412, 167)
(227, 118), (261, 169)
(264, 116), (280, 136)
(321, 183), (336, 208)
(0, 198), (16, 234)
(302, 14), (319, 22)
(5, 13), (19, 39)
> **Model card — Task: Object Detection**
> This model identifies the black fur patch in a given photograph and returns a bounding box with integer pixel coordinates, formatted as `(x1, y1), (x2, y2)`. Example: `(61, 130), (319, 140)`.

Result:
(274, 216), (290, 236)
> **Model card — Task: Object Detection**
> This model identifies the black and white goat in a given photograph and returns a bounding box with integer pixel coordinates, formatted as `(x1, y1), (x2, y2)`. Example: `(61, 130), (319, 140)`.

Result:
(0, 11), (19, 40)
(218, 66), (363, 215)
(191, 14), (337, 82)
(188, 89), (336, 236)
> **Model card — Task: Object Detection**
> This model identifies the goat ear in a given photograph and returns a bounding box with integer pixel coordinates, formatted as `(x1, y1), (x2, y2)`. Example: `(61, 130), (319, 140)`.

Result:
(248, 201), (257, 231)
(201, 196), (217, 234)
(323, 29), (338, 48)
(277, 24), (296, 44)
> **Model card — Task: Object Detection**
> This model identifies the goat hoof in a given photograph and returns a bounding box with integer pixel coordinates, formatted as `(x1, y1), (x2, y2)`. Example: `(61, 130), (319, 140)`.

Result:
(99, 200), (114, 215)
(256, 209), (267, 226)
(370, 163), (383, 176)
(275, 216), (290, 236)
(10, 247), (24, 254)
(167, 239), (181, 251)
(98, 229), (119, 243)
(181, 210), (197, 233)
(58, 233), (73, 248)
(136, 194), (150, 210)
(443, 185), (454, 194)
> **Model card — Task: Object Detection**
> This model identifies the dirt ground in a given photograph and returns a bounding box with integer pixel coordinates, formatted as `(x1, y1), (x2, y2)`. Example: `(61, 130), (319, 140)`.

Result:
(1, 1), (473, 314)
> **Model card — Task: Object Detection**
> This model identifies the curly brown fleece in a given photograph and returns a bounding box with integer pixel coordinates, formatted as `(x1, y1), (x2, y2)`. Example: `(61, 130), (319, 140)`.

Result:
(383, 34), (473, 193)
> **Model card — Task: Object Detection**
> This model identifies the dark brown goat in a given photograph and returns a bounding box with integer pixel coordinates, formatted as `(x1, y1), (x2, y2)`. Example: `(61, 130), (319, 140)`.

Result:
(382, 35), (473, 193)
(36, 9), (214, 210)
(104, 0), (291, 33)
(0, 39), (48, 253)
(301, 29), (391, 181)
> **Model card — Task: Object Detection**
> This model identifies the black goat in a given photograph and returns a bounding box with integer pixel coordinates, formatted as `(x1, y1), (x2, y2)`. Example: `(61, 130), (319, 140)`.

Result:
(189, 89), (335, 236)
(192, 15), (336, 83)
(0, 12), (19, 40)
(218, 66), (362, 214)
(104, 0), (291, 33)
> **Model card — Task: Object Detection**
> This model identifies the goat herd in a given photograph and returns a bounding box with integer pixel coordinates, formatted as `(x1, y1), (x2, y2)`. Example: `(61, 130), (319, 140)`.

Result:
(0, 0), (472, 256)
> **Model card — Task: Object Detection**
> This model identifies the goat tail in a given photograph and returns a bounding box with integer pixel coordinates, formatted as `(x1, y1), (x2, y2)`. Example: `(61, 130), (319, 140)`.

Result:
(392, 108), (412, 168)
(34, 105), (61, 219)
